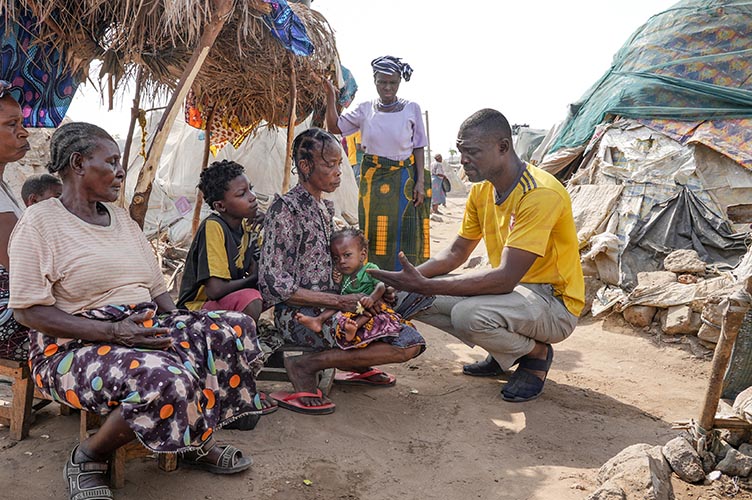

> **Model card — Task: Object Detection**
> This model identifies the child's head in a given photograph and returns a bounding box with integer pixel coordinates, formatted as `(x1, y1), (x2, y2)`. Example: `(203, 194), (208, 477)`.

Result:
(330, 228), (368, 275)
(198, 160), (257, 220)
(21, 173), (63, 207)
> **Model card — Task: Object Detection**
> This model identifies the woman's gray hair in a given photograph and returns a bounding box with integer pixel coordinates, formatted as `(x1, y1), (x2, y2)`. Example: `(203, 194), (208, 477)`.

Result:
(47, 122), (115, 174)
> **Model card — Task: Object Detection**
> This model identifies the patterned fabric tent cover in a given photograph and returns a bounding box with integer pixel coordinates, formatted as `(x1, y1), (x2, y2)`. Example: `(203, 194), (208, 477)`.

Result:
(550, 0), (752, 167)
(0, 7), (80, 127)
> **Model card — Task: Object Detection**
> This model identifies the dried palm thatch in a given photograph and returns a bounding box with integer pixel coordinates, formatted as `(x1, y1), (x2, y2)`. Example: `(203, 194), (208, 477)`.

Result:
(0, 0), (272, 93)
(2, 1), (338, 129)
(180, 4), (338, 130)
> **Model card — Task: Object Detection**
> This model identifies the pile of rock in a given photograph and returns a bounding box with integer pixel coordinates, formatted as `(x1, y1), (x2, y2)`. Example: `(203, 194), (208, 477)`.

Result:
(584, 248), (736, 349)
(589, 431), (752, 499)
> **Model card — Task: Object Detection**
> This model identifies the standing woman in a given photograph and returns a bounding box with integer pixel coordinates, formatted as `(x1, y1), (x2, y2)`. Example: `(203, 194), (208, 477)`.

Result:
(0, 80), (31, 361)
(325, 56), (430, 271)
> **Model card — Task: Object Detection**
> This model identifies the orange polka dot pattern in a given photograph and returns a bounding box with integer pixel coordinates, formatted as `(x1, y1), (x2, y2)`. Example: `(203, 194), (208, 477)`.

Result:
(26, 302), (264, 453)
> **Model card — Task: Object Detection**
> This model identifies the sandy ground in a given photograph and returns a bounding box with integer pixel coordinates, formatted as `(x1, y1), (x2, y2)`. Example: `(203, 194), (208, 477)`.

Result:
(1, 194), (749, 499)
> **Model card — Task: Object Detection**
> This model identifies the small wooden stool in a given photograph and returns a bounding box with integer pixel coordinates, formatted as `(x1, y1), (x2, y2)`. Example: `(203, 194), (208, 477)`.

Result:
(80, 412), (178, 489)
(0, 358), (34, 440)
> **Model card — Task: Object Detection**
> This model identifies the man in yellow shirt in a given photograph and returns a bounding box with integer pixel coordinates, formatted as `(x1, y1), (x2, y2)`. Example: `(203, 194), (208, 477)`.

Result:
(371, 108), (584, 402)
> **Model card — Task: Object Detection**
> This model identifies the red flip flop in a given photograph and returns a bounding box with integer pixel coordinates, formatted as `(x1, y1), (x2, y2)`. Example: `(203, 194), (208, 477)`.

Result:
(334, 368), (396, 386)
(269, 389), (336, 415)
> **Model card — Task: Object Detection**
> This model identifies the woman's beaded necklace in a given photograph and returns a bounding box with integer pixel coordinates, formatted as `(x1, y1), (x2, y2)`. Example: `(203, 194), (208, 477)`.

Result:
(376, 98), (404, 112)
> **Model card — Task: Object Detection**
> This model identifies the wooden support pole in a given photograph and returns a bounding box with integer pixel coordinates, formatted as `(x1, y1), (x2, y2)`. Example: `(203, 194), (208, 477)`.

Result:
(698, 278), (752, 430)
(191, 107), (215, 236)
(282, 53), (297, 194)
(129, 0), (233, 228)
(117, 67), (143, 208)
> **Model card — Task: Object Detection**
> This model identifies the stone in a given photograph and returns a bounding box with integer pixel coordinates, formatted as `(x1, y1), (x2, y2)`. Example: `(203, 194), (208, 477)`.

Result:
(721, 429), (750, 448)
(586, 480), (626, 500)
(623, 305), (658, 328)
(597, 444), (674, 500)
(689, 312), (702, 332)
(697, 323), (720, 344)
(739, 443), (752, 457)
(581, 276), (602, 317)
(662, 436), (705, 483)
(716, 448), (752, 477)
(661, 305), (698, 335)
(677, 274), (699, 284)
(663, 249), (706, 274)
(622, 306), (658, 328)
(581, 257), (599, 277)
(733, 387), (752, 424)
(637, 271), (677, 288)
(700, 449), (717, 474)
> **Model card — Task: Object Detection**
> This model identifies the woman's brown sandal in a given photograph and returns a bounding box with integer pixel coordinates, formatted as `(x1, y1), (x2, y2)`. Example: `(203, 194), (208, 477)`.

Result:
(64, 445), (113, 500)
(181, 442), (253, 475)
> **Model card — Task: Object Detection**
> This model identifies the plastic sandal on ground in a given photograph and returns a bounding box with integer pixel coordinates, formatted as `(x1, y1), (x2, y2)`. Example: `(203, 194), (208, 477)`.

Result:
(501, 344), (553, 402)
(64, 446), (113, 500)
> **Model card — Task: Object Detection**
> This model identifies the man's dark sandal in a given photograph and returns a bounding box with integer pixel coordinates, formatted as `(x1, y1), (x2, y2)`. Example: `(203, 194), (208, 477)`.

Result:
(462, 354), (504, 377)
(501, 344), (553, 403)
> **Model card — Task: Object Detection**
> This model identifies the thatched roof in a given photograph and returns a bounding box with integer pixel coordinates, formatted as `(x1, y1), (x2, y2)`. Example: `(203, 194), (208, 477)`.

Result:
(1, 0), (338, 130)
(188, 4), (338, 129)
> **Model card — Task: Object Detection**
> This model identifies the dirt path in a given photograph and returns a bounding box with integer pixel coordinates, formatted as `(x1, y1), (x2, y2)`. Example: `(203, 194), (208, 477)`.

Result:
(0, 196), (736, 499)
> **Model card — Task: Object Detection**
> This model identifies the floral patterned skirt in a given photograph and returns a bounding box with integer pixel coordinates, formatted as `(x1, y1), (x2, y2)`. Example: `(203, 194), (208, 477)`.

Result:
(334, 303), (403, 350)
(29, 303), (263, 453)
(274, 292), (433, 352)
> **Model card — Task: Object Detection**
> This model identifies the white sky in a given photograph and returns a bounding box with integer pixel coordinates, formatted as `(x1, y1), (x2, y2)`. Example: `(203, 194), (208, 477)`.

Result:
(67, 0), (679, 157)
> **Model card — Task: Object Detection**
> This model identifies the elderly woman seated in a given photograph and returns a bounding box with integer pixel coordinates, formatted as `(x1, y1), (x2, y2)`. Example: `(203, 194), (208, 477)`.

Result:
(9, 123), (266, 500)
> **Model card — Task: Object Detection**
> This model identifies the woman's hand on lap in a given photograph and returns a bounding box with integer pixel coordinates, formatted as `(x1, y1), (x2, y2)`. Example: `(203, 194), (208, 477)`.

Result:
(109, 311), (172, 349)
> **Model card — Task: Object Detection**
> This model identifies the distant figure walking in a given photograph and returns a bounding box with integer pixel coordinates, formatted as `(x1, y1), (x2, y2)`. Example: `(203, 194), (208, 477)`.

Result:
(430, 153), (447, 214)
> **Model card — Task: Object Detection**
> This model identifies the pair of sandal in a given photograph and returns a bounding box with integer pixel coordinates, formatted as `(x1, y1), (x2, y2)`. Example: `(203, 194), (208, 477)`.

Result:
(65, 440), (253, 499)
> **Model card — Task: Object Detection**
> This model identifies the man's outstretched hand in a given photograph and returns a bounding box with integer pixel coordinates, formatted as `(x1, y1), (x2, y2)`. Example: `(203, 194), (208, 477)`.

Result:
(368, 252), (428, 294)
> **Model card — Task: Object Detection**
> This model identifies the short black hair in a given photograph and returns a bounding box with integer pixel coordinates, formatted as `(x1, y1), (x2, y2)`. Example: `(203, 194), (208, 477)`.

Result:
(331, 227), (368, 252)
(198, 160), (247, 208)
(459, 109), (513, 141)
(48, 122), (115, 175)
(291, 128), (340, 182)
(21, 173), (62, 201)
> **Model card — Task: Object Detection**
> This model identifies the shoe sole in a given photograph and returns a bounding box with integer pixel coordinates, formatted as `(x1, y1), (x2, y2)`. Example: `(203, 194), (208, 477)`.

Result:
(462, 369), (504, 377)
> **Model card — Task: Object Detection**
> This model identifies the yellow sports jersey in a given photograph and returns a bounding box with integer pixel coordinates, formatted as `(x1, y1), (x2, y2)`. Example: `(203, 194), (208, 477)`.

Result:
(178, 216), (257, 310)
(459, 164), (584, 316)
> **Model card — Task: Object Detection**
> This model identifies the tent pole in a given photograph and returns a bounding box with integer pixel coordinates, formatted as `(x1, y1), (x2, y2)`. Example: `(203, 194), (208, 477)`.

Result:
(191, 107), (215, 236)
(698, 277), (752, 430)
(117, 67), (143, 208)
(129, 0), (233, 228)
(282, 53), (297, 194)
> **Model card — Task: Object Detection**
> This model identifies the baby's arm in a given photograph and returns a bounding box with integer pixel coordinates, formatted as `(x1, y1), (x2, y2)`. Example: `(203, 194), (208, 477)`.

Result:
(359, 282), (386, 310)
